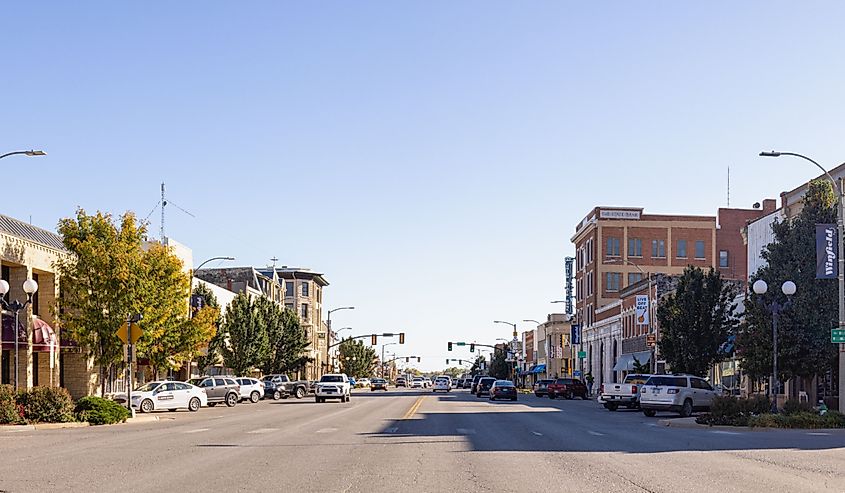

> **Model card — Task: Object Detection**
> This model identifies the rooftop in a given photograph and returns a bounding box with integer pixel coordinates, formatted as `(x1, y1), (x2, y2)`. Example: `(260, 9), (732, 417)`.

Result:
(0, 214), (65, 251)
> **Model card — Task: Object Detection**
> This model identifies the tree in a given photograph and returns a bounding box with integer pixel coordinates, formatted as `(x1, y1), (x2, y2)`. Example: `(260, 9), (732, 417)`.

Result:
(489, 347), (511, 380)
(657, 266), (738, 377)
(338, 338), (377, 377)
(55, 210), (147, 395)
(738, 179), (839, 383)
(470, 355), (486, 375)
(193, 283), (223, 371)
(261, 301), (312, 375)
(221, 293), (269, 376)
(442, 367), (465, 378)
(631, 356), (651, 375)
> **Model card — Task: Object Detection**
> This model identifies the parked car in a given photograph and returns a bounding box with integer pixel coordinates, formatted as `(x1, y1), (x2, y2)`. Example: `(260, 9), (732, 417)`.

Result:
(370, 378), (388, 391)
(356, 378), (371, 389)
(433, 376), (452, 392)
(475, 377), (496, 397)
(489, 380), (517, 401)
(236, 377), (265, 403)
(640, 375), (719, 417)
(454, 378), (464, 389)
(547, 378), (588, 400)
(533, 379), (554, 397)
(463, 379), (473, 389)
(187, 376), (240, 407)
(315, 373), (352, 403)
(396, 377), (407, 387)
(121, 381), (206, 413)
(471, 375), (488, 394)
(598, 374), (651, 411)
(261, 374), (309, 400)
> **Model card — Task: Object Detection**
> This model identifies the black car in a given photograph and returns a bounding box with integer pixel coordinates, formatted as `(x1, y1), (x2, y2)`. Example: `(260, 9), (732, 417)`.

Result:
(490, 380), (517, 401)
(533, 379), (554, 397)
(370, 378), (388, 391)
(463, 379), (472, 389)
(475, 377), (496, 397)
(471, 375), (489, 394)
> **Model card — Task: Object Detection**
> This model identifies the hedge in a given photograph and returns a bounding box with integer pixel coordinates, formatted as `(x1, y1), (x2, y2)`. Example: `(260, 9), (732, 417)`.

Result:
(0, 384), (23, 424)
(749, 411), (845, 429)
(695, 395), (770, 426)
(75, 396), (131, 425)
(16, 386), (75, 424)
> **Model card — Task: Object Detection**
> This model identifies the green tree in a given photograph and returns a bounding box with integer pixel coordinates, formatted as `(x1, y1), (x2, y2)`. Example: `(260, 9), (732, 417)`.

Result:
(55, 210), (147, 395)
(338, 338), (377, 377)
(470, 355), (486, 375)
(657, 266), (738, 377)
(193, 282), (223, 371)
(489, 347), (511, 380)
(221, 293), (269, 376)
(738, 179), (839, 383)
(261, 301), (312, 375)
(442, 367), (465, 378)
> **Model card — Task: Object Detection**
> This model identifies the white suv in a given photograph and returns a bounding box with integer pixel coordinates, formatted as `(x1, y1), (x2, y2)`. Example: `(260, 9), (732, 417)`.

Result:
(236, 377), (264, 403)
(432, 376), (452, 392)
(640, 375), (719, 417)
(315, 373), (352, 403)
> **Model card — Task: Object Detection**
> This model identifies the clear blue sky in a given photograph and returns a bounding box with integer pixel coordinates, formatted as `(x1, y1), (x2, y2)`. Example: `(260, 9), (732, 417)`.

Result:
(4, 2), (845, 371)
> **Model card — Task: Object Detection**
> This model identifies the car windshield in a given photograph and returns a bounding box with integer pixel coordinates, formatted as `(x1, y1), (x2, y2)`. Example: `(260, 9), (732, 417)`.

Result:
(372, 379), (385, 383)
(481, 378), (495, 384)
(647, 376), (688, 387)
(625, 375), (650, 384)
(320, 375), (344, 383)
(136, 382), (161, 393)
(495, 380), (514, 387)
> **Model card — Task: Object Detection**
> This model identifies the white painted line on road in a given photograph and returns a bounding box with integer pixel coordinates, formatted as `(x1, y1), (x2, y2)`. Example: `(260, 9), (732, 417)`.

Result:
(710, 431), (741, 435)
(587, 431), (606, 437)
(184, 428), (209, 434)
(316, 428), (338, 434)
(247, 428), (279, 434)
(456, 428), (476, 435)
(807, 432), (831, 436)
(385, 427), (399, 434)
(532, 431), (543, 436)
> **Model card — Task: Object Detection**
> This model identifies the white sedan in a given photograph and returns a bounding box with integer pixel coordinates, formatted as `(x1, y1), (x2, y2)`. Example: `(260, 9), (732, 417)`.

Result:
(130, 381), (207, 413)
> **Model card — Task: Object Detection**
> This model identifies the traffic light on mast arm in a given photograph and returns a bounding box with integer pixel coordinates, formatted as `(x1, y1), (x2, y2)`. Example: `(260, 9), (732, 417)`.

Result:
(417, 357), (421, 363)
(448, 342), (453, 351)
(470, 343), (475, 352)
(406, 357), (409, 363)
(399, 332), (405, 344)
(372, 334), (377, 345)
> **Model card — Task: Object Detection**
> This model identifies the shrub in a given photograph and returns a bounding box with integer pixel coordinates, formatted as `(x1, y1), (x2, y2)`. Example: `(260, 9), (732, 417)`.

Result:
(749, 411), (845, 429)
(0, 384), (23, 424)
(695, 395), (772, 427)
(17, 386), (75, 423)
(782, 399), (815, 416)
(75, 396), (131, 425)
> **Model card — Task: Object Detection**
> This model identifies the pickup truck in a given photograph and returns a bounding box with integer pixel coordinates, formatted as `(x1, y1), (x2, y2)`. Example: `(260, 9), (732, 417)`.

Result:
(598, 374), (651, 411)
(261, 374), (309, 400)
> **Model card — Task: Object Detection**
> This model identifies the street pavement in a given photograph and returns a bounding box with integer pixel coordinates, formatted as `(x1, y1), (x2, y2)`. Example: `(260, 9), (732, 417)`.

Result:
(1, 388), (844, 492)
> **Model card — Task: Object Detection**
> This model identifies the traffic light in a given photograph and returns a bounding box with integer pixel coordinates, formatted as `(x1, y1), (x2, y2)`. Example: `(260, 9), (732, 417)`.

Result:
(406, 357), (409, 363)
(448, 342), (453, 351)
(399, 332), (405, 344)
(470, 343), (475, 353)
(372, 334), (378, 345)
(417, 357), (421, 363)
(459, 360), (463, 365)
(446, 359), (449, 364)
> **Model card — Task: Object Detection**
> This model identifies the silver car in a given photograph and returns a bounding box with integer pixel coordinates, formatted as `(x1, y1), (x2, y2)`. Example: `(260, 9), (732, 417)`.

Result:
(639, 375), (719, 417)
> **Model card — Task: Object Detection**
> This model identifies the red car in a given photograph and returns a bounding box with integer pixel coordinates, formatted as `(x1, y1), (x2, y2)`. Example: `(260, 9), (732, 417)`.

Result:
(547, 378), (588, 400)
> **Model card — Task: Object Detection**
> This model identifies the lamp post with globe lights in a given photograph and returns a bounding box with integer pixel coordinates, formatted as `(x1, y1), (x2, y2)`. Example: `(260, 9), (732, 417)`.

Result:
(752, 279), (796, 412)
(0, 278), (39, 390)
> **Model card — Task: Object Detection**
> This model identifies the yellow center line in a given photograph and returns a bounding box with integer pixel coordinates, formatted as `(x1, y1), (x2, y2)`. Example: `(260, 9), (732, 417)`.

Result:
(402, 395), (426, 420)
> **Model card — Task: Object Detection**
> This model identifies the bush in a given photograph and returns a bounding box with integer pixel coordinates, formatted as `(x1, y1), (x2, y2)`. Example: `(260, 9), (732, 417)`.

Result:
(750, 410), (845, 429)
(0, 384), (23, 424)
(695, 395), (772, 427)
(17, 386), (75, 424)
(782, 399), (815, 416)
(75, 396), (131, 425)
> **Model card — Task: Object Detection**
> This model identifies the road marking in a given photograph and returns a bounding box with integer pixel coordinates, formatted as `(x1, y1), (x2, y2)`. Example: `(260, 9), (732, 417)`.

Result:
(247, 428), (279, 434)
(316, 428), (337, 434)
(710, 431), (741, 435)
(184, 428), (209, 434)
(385, 427), (399, 434)
(807, 432), (831, 436)
(587, 431), (606, 437)
(456, 428), (476, 435)
(532, 431), (543, 436)
(402, 396), (426, 420)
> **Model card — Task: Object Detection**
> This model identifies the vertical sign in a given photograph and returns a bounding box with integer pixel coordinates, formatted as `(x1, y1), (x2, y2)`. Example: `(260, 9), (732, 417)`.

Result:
(565, 256), (574, 315)
(816, 224), (838, 279)
(635, 295), (650, 325)
(570, 324), (581, 345)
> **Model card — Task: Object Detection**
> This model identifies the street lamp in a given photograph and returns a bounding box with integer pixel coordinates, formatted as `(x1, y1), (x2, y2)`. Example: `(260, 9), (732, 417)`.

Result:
(327, 306), (354, 338)
(0, 278), (39, 391)
(0, 150), (46, 160)
(381, 342), (399, 377)
(752, 279), (796, 412)
(194, 256), (235, 273)
(760, 150), (845, 413)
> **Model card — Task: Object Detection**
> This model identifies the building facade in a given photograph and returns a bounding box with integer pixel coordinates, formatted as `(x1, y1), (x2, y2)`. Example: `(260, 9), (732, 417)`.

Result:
(584, 300), (621, 392)
(272, 267), (329, 381)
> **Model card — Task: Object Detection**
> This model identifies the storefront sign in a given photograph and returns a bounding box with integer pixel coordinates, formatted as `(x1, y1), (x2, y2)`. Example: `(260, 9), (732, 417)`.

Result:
(599, 210), (641, 220)
(635, 295), (650, 325)
(816, 224), (838, 279)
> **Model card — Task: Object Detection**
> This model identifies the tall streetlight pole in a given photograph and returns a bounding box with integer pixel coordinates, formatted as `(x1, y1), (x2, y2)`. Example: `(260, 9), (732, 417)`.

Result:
(0, 278), (39, 391)
(382, 342), (398, 378)
(194, 256), (236, 273)
(760, 151), (845, 413)
(752, 279), (796, 413)
(0, 150), (46, 160)
(327, 306), (355, 336)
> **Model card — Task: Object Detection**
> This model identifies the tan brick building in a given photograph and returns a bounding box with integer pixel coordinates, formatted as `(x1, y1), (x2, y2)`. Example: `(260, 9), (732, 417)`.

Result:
(272, 267), (329, 381)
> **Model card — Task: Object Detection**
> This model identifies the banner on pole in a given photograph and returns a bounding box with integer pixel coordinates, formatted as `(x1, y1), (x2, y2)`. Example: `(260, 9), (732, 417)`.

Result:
(816, 224), (838, 279)
(635, 295), (650, 325)
(570, 324), (581, 345)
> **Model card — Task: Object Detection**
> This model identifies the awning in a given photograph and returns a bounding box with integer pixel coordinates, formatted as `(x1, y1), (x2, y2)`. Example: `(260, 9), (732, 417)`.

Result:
(1, 317), (56, 351)
(612, 351), (652, 372)
(530, 364), (546, 374)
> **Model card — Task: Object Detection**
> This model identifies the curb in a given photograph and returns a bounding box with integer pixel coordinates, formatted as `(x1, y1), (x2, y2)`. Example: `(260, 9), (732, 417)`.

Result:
(125, 415), (159, 424)
(33, 422), (90, 430)
(1, 425), (35, 432)
(658, 418), (710, 429)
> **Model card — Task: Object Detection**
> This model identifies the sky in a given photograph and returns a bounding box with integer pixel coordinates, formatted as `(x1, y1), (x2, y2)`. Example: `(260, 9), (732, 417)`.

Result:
(3, 2), (845, 371)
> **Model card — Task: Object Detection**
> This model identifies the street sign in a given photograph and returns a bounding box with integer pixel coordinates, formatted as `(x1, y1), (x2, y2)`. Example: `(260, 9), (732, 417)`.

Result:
(456, 342), (466, 346)
(116, 322), (143, 344)
(571, 325), (581, 345)
(647, 334), (656, 347)
(577, 351), (586, 359)
(832, 329), (845, 343)
(574, 370), (582, 378)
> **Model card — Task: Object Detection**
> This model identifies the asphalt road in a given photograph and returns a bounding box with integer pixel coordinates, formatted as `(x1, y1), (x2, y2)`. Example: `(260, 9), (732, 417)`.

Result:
(1, 388), (844, 492)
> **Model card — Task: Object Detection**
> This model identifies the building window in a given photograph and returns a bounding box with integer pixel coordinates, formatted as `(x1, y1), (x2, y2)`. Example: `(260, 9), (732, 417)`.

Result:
(719, 250), (729, 267)
(695, 240), (705, 259)
(587, 271), (594, 296)
(628, 272), (643, 285)
(677, 240), (687, 258)
(586, 238), (593, 264)
(32, 273), (39, 316)
(651, 239), (665, 258)
(606, 272), (621, 292)
(301, 282), (309, 297)
(285, 281), (294, 297)
(628, 238), (642, 257)
(606, 237), (620, 257)
(301, 303), (309, 321)
(285, 303), (294, 311)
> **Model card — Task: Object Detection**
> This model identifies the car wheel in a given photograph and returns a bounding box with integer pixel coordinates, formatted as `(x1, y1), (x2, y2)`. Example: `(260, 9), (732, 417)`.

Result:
(581, 394), (589, 400)
(208, 402), (217, 407)
(680, 399), (693, 418)
(605, 403), (618, 412)
(344, 394), (351, 403)
(250, 391), (261, 403)
(548, 393), (555, 399)
(315, 397), (322, 403)
(295, 387), (306, 399)
(226, 393), (237, 407)
(565, 391), (574, 400)
(643, 409), (657, 417)
(511, 397), (517, 401)
(140, 399), (154, 413)
(188, 397), (201, 412)
(273, 390), (282, 401)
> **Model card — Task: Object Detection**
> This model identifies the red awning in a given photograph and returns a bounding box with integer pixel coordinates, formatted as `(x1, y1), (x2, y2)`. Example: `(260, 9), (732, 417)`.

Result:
(1, 317), (57, 351)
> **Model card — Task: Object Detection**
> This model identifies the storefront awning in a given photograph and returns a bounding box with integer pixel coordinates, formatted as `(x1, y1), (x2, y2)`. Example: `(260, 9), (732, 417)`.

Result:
(612, 351), (652, 372)
(1, 317), (56, 351)
(530, 364), (546, 374)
